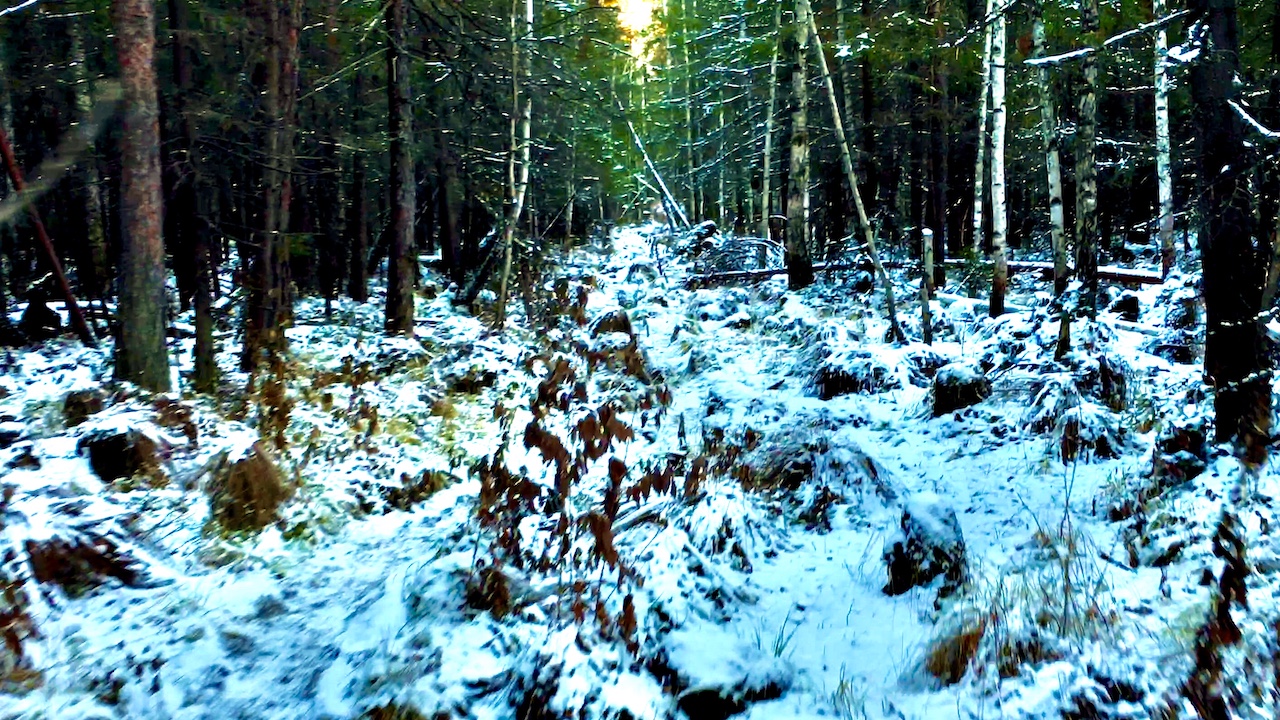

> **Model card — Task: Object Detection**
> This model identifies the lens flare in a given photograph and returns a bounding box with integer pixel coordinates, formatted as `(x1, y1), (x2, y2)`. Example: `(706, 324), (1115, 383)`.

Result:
(604, 0), (656, 62)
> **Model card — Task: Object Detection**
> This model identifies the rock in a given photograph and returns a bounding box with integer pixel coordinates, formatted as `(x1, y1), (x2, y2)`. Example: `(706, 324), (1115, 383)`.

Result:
(77, 428), (164, 486)
(206, 442), (292, 533)
(1154, 419), (1208, 482)
(153, 398), (198, 445)
(690, 290), (735, 322)
(625, 263), (659, 284)
(441, 363), (498, 395)
(722, 311), (752, 330)
(851, 270), (874, 294)
(1164, 291), (1198, 330)
(590, 309), (633, 337)
(0, 422), (26, 449)
(219, 629), (255, 656)
(63, 389), (105, 427)
(19, 296), (61, 342)
(677, 689), (745, 720)
(902, 345), (950, 387)
(663, 625), (792, 720)
(1109, 292), (1141, 322)
(813, 352), (896, 399)
(883, 493), (968, 597)
(931, 362), (991, 416)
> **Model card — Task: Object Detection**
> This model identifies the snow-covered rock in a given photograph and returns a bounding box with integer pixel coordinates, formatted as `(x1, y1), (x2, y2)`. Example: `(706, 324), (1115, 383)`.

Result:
(930, 361), (990, 416)
(883, 493), (968, 598)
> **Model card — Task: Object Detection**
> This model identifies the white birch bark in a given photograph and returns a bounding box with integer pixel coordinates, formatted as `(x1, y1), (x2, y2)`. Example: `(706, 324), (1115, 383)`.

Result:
(972, 0), (995, 253)
(989, 5), (1009, 317)
(1154, 0), (1175, 276)
(785, 0), (815, 289)
(1032, 0), (1067, 296)
(759, 2), (782, 263)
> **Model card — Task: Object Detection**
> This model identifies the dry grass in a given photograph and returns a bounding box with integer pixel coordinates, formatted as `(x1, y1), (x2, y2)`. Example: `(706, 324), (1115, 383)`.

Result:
(925, 619), (986, 685)
(207, 442), (292, 533)
(922, 520), (1111, 686)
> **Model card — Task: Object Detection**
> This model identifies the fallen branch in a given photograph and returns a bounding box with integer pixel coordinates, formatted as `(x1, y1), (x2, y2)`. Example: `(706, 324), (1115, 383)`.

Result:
(685, 259), (1163, 289)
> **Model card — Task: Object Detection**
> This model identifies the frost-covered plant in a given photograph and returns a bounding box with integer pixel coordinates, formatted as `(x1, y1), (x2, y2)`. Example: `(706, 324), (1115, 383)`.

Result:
(921, 517), (1113, 685)
(752, 608), (800, 659)
(829, 664), (869, 720)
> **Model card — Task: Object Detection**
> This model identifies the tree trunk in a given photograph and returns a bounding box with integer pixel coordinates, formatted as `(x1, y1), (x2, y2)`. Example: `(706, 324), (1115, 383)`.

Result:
(437, 130), (463, 286)
(347, 71), (369, 302)
(1076, 0), (1101, 315)
(785, 0), (815, 290)
(168, 0), (216, 392)
(1193, 0), (1270, 463)
(927, 0), (949, 287)
(112, 0), (170, 391)
(242, 0), (300, 370)
(860, 0), (877, 215)
(988, 4), (1009, 318)
(759, 2), (782, 261)
(385, 0), (415, 335)
(70, 22), (109, 313)
(682, 0), (697, 218)
(1032, 0), (1068, 297)
(807, 11), (903, 341)
(495, 0), (533, 328)
(972, 0), (995, 255)
(1154, 0), (1175, 277)
(922, 227), (934, 344)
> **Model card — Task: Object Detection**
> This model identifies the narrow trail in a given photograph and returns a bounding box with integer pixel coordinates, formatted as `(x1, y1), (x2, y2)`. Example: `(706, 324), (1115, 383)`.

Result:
(599, 224), (1140, 719)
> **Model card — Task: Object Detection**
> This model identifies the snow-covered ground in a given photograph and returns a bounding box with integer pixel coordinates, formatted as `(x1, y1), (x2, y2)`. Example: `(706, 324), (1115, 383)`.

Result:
(0, 224), (1274, 719)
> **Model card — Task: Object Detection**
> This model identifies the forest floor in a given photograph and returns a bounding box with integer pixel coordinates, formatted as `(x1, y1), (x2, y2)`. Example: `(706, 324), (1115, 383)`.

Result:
(0, 224), (1276, 720)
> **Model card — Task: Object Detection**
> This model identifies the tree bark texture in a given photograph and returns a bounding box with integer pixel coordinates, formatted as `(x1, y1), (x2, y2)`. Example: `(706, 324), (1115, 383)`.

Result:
(113, 0), (170, 390)
(1075, 0), (1101, 315)
(1154, 0), (1175, 277)
(785, 0), (815, 290)
(988, 5), (1009, 318)
(807, 10), (903, 341)
(242, 0), (300, 369)
(1192, 0), (1271, 462)
(385, 0), (416, 335)
(1032, 0), (1068, 297)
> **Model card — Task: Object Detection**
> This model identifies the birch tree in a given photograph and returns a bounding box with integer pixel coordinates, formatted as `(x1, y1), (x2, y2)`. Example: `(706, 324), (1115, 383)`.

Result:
(1153, 0), (1175, 277)
(1076, 0), (1101, 315)
(1032, 0), (1068, 296)
(988, 3), (1009, 317)
(785, 0), (815, 290)
(972, 0), (995, 253)
(759, 2), (782, 259)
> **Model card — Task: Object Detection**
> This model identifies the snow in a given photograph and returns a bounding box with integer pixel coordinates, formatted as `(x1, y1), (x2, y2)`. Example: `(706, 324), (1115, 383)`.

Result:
(0, 222), (1274, 719)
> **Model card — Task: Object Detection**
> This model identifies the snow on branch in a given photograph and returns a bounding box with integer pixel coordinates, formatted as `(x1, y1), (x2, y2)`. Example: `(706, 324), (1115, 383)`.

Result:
(1025, 48), (1094, 66)
(0, 0), (38, 17)
(1230, 100), (1280, 141)
(1023, 10), (1192, 66)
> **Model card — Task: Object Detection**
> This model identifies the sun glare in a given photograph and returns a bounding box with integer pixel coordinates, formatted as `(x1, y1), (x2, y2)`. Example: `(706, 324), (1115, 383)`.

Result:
(606, 0), (656, 62)
(615, 0), (654, 36)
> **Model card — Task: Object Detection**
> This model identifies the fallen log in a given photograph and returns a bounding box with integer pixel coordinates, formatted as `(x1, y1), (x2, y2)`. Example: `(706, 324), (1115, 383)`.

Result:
(684, 263), (860, 289)
(684, 259), (1163, 289)
(946, 259), (1164, 286)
